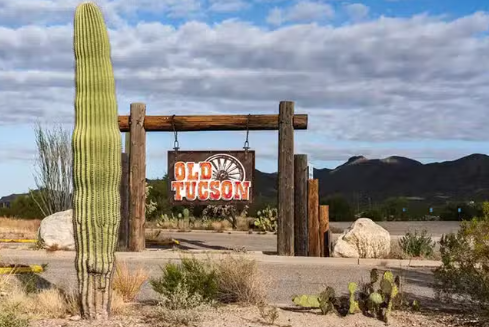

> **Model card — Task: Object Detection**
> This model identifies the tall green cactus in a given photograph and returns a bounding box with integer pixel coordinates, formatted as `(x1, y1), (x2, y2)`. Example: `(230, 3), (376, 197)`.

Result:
(72, 2), (121, 320)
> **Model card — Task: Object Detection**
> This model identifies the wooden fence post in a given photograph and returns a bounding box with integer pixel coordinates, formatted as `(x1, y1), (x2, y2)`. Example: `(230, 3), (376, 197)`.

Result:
(118, 153), (130, 251)
(277, 101), (295, 256)
(129, 103), (146, 252)
(294, 154), (308, 256)
(319, 205), (330, 257)
(308, 179), (320, 257)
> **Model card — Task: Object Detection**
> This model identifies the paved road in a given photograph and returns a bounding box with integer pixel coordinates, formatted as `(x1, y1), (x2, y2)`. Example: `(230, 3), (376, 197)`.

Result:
(0, 249), (440, 308)
(148, 230), (445, 253)
(331, 221), (460, 236)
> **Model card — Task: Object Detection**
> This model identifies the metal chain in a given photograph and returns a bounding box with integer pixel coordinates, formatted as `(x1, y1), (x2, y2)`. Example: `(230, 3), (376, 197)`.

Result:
(172, 115), (179, 152)
(243, 114), (250, 152)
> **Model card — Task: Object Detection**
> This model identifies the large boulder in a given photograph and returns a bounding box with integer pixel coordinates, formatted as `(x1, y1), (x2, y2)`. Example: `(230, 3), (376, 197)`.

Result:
(38, 209), (75, 250)
(333, 218), (390, 258)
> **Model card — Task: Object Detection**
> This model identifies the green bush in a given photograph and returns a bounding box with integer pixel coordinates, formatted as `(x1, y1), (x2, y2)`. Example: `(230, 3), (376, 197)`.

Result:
(398, 229), (436, 258)
(434, 204), (489, 313)
(150, 257), (218, 308)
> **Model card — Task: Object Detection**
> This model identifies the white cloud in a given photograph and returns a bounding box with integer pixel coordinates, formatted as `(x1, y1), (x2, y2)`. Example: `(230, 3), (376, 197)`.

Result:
(1, 6), (489, 146)
(266, 1), (335, 26)
(208, 0), (250, 13)
(345, 3), (369, 22)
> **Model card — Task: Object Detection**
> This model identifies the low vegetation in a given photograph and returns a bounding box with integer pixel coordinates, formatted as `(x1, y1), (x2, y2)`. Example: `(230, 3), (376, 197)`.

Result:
(147, 255), (266, 326)
(0, 217), (40, 239)
(433, 202), (489, 317)
(398, 229), (436, 258)
(0, 266), (129, 327)
(112, 260), (149, 302)
(291, 268), (417, 324)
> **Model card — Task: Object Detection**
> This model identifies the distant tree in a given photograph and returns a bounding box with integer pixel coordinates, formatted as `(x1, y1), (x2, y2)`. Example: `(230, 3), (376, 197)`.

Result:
(381, 197), (409, 221)
(321, 195), (355, 222)
(146, 174), (170, 220)
(439, 202), (483, 221)
(362, 207), (385, 221)
(8, 192), (44, 219)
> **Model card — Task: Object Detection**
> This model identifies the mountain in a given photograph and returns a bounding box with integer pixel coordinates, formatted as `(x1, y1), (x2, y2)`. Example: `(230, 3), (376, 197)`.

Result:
(254, 153), (489, 204)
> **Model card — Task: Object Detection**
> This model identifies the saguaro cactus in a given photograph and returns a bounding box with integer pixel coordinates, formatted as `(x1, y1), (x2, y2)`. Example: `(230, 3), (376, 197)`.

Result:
(72, 2), (122, 319)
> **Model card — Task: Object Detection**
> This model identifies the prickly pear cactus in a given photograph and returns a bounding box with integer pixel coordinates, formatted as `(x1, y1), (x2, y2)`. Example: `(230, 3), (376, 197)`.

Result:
(348, 282), (360, 314)
(254, 206), (278, 233)
(292, 295), (320, 308)
(383, 271), (394, 283)
(72, 1), (122, 320)
(183, 208), (190, 218)
(318, 286), (337, 315)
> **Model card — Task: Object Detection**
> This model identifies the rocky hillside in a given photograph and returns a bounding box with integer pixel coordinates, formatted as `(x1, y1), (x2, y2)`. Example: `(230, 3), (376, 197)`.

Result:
(254, 154), (489, 203)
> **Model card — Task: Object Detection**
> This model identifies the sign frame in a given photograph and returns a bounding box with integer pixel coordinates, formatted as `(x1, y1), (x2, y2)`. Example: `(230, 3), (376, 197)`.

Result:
(167, 150), (255, 206)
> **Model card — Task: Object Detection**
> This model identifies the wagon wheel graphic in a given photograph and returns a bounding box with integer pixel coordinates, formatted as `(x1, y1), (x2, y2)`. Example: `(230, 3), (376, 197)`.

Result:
(205, 154), (246, 182)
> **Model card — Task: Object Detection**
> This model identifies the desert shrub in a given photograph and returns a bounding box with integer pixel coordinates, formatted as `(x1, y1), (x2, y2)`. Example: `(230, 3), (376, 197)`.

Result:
(149, 258), (213, 326)
(0, 274), (79, 320)
(0, 306), (29, 327)
(398, 229), (436, 258)
(215, 255), (266, 305)
(202, 204), (248, 229)
(150, 257), (218, 307)
(434, 206), (489, 313)
(112, 260), (149, 302)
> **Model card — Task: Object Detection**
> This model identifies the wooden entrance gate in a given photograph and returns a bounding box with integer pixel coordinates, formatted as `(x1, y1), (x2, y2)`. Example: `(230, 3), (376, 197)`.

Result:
(117, 101), (309, 256)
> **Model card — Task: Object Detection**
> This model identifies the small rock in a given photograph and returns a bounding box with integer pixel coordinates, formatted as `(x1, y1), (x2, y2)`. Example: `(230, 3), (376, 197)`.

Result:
(38, 209), (75, 251)
(333, 218), (390, 258)
(69, 315), (81, 321)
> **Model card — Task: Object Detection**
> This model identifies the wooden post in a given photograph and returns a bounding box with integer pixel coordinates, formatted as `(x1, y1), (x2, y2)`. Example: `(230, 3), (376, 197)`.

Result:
(118, 153), (130, 251)
(319, 205), (329, 257)
(277, 101), (295, 256)
(308, 179), (320, 257)
(124, 132), (131, 154)
(294, 154), (308, 256)
(129, 103), (146, 252)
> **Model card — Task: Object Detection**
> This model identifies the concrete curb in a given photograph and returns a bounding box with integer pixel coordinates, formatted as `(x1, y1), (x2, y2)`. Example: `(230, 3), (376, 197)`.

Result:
(0, 248), (442, 268)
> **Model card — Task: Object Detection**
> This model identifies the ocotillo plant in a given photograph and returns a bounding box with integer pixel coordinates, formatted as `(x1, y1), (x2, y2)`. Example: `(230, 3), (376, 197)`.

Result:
(72, 2), (122, 319)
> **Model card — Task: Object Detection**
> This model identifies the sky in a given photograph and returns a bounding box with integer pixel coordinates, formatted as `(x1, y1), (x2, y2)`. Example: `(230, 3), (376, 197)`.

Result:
(1, 0), (489, 197)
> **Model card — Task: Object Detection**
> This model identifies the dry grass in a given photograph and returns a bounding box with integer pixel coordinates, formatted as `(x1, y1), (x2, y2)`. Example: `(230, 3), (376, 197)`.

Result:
(215, 255), (267, 305)
(0, 217), (40, 239)
(112, 260), (149, 302)
(236, 217), (253, 231)
(0, 272), (129, 321)
(45, 243), (71, 252)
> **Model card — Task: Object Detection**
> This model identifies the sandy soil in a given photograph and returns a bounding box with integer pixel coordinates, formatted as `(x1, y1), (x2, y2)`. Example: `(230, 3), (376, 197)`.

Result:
(28, 304), (469, 327)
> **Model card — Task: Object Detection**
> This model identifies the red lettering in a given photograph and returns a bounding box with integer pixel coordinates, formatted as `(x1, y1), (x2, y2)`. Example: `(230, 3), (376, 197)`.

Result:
(221, 181), (233, 200)
(185, 181), (197, 200)
(234, 181), (251, 200)
(186, 162), (199, 180)
(209, 181), (220, 200)
(198, 181), (209, 200)
(200, 162), (212, 180)
(174, 162), (186, 181)
(171, 181), (184, 201)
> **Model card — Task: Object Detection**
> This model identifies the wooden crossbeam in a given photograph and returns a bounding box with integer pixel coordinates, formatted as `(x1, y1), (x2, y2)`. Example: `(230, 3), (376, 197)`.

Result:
(118, 114), (308, 132)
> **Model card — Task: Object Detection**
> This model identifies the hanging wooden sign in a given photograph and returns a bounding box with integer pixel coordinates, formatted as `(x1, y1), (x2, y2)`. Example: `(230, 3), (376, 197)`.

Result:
(167, 150), (255, 205)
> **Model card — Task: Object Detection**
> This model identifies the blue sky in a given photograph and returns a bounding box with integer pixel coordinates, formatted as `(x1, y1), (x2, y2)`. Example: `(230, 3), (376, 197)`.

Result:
(1, 0), (489, 197)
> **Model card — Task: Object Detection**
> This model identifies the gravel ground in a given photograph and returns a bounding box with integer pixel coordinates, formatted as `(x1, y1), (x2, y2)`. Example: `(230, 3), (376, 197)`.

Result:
(2, 247), (471, 327)
(28, 304), (467, 327)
